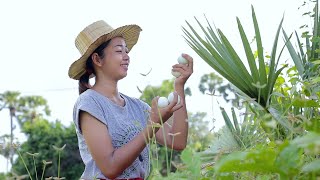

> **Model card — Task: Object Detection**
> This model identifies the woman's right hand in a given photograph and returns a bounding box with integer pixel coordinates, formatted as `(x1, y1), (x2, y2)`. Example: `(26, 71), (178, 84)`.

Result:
(150, 92), (183, 125)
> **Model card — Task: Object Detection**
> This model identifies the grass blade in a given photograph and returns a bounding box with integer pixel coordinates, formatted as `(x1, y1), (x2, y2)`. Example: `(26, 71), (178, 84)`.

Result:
(282, 29), (304, 77)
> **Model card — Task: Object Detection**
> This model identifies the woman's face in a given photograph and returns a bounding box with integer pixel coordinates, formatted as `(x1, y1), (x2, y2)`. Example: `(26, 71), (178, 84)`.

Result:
(98, 37), (130, 80)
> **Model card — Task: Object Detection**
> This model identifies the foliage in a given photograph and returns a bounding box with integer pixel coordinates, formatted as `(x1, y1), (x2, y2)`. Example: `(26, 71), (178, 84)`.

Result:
(212, 132), (320, 179)
(162, 1), (320, 179)
(150, 148), (203, 180)
(0, 91), (51, 169)
(199, 73), (241, 107)
(199, 106), (267, 164)
(139, 79), (191, 105)
(283, 0), (320, 79)
(0, 91), (50, 126)
(2, 1), (320, 179)
(141, 79), (214, 178)
(12, 119), (84, 180)
(0, 173), (8, 180)
(183, 6), (287, 108)
(16, 96), (51, 125)
(187, 112), (214, 152)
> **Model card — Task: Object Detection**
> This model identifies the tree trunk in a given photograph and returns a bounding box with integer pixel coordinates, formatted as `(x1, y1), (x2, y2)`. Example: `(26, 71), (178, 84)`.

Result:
(9, 106), (15, 167)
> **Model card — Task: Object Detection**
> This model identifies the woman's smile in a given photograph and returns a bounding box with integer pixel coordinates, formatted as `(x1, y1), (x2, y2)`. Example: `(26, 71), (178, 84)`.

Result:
(120, 63), (129, 71)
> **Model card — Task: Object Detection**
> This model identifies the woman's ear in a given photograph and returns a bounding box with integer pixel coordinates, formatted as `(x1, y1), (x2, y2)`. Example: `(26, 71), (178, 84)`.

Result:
(91, 53), (103, 67)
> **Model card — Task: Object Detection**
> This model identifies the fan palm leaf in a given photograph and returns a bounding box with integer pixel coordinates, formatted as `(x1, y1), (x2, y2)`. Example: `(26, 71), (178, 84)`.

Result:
(182, 5), (286, 108)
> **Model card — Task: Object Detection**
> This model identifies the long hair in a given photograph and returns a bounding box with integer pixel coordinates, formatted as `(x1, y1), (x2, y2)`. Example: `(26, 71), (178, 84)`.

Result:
(78, 40), (111, 95)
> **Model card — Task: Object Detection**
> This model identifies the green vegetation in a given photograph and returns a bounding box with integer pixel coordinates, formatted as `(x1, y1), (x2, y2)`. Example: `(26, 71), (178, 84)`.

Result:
(1, 1), (320, 179)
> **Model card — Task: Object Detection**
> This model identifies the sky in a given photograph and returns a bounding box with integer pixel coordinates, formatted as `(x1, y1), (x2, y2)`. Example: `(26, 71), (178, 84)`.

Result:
(0, 0), (308, 172)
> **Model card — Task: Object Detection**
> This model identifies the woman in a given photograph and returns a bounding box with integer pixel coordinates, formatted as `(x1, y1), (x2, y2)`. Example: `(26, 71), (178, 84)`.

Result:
(68, 20), (193, 180)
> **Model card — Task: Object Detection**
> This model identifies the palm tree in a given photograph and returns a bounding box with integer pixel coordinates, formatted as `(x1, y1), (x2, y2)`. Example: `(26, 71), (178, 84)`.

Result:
(0, 91), (20, 166)
(0, 91), (51, 170)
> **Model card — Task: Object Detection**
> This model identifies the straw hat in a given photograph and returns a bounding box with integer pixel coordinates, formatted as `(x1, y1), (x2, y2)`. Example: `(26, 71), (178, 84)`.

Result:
(68, 20), (142, 80)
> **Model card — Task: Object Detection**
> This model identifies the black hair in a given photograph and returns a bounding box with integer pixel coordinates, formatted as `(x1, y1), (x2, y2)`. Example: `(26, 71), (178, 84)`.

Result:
(78, 40), (111, 95)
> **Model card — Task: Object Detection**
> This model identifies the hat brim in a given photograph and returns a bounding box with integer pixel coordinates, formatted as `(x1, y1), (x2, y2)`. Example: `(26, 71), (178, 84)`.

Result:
(68, 24), (142, 80)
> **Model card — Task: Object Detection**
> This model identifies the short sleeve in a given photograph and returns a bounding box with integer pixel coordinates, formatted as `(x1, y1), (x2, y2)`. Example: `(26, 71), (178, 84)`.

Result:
(141, 100), (151, 112)
(73, 94), (107, 134)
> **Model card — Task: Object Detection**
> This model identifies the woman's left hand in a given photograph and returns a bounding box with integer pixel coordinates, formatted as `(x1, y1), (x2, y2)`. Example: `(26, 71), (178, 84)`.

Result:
(172, 53), (194, 87)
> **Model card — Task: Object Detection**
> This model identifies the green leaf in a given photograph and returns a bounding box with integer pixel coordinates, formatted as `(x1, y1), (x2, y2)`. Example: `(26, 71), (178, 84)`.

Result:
(311, 0), (320, 59)
(304, 118), (320, 133)
(274, 145), (302, 176)
(231, 107), (241, 134)
(237, 16), (259, 83)
(295, 31), (306, 64)
(310, 76), (320, 84)
(215, 148), (278, 173)
(252, 5), (267, 98)
(268, 107), (293, 132)
(270, 92), (285, 98)
(311, 59), (320, 64)
(181, 148), (201, 177)
(266, 16), (284, 104)
(220, 107), (236, 134)
(302, 159), (320, 173)
(282, 29), (305, 77)
(292, 98), (319, 107)
(291, 132), (320, 149)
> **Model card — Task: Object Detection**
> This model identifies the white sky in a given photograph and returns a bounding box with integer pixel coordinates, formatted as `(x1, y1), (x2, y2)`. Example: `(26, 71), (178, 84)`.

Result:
(0, 0), (308, 172)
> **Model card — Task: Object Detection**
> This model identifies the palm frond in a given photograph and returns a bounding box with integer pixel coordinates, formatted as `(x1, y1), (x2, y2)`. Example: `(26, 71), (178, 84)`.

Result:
(182, 6), (285, 108)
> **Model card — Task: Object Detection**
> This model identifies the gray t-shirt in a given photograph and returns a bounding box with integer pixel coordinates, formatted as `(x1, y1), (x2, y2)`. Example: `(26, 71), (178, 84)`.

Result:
(73, 89), (151, 179)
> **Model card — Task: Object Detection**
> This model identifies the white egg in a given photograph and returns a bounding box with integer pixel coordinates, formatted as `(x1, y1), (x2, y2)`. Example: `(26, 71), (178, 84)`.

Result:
(177, 55), (188, 64)
(168, 92), (181, 104)
(158, 97), (169, 108)
(171, 70), (181, 78)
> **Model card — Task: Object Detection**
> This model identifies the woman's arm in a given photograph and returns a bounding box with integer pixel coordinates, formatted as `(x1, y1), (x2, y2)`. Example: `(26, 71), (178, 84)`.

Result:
(81, 111), (153, 179)
(155, 54), (193, 150)
(80, 97), (182, 179)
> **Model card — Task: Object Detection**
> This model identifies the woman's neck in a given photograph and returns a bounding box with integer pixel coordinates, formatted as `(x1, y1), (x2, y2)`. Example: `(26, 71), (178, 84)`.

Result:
(92, 79), (120, 99)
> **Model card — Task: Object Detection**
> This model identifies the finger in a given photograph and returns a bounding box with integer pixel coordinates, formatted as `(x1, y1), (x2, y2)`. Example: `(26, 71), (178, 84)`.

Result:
(182, 53), (193, 70)
(166, 92), (179, 109)
(171, 103), (183, 112)
(172, 67), (190, 73)
(172, 64), (192, 74)
(172, 67), (192, 77)
(151, 96), (159, 109)
(172, 64), (189, 70)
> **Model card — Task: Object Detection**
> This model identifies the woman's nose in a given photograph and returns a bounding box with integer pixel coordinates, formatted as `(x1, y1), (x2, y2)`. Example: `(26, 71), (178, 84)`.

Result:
(123, 53), (130, 61)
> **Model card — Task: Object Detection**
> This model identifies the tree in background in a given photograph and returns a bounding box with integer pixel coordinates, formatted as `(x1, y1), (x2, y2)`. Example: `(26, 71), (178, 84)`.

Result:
(187, 112), (214, 152)
(12, 119), (84, 179)
(0, 91), (50, 170)
(0, 91), (83, 179)
(0, 91), (23, 166)
(198, 72), (240, 107)
(15, 95), (51, 125)
(0, 134), (12, 173)
(139, 79), (191, 105)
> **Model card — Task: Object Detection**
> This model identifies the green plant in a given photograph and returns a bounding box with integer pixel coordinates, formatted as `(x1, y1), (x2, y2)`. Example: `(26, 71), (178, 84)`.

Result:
(212, 132), (320, 179)
(173, 1), (320, 179)
(52, 144), (66, 179)
(182, 6), (287, 109)
(282, 1), (320, 119)
(12, 143), (66, 180)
